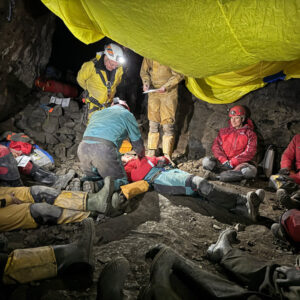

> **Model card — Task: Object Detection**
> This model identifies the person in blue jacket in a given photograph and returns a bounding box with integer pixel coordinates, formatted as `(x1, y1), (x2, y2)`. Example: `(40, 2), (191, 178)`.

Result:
(78, 98), (145, 191)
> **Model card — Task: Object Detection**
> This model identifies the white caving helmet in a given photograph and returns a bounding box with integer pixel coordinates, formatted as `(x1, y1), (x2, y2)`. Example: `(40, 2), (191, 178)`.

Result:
(104, 43), (125, 64)
(111, 97), (130, 111)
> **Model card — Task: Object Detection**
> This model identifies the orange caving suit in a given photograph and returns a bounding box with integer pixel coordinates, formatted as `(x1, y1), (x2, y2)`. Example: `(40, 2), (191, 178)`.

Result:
(140, 58), (184, 156)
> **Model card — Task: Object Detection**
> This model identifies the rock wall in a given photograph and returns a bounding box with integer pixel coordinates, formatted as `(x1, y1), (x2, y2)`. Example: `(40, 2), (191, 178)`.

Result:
(188, 79), (300, 169)
(0, 0), (55, 121)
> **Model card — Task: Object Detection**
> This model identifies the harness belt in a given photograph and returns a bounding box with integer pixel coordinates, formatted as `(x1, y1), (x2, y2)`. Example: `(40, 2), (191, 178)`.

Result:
(82, 137), (116, 148)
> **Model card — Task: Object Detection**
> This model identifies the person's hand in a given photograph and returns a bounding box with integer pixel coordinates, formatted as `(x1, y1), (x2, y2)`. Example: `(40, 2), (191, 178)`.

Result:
(143, 84), (149, 92)
(222, 161), (233, 169)
(156, 87), (166, 94)
(275, 266), (300, 287)
(11, 193), (22, 205)
(279, 168), (290, 176)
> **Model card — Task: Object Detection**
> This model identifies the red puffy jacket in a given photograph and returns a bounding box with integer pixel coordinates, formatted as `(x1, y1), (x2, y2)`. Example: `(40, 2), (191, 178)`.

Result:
(212, 119), (257, 168)
(281, 134), (300, 171)
(124, 156), (169, 182)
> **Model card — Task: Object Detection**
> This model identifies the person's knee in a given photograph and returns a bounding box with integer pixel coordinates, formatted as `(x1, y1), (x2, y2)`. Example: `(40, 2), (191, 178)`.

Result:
(202, 157), (216, 171)
(162, 123), (175, 135)
(30, 203), (62, 225)
(240, 165), (257, 179)
(149, 121), (160, 133)
(192, 176), (214, 196)
(30, 186), (60, 204)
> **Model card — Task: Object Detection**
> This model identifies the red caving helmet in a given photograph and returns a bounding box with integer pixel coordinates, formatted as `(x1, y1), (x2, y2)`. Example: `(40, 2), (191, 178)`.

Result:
(228, 105), (246, 118)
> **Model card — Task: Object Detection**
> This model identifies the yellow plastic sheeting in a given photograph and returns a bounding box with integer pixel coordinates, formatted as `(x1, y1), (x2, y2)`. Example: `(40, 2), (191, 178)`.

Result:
(41, 0), (300, 103)
(186, 60), (300, 104)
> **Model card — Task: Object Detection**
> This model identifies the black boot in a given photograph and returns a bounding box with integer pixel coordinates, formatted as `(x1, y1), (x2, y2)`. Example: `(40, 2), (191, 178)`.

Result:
(97, 257), (129, 300)
(53, 218), (95, 274)
(30, 163), (75, 189)
(30, 163), (56, 185)
(219, 170), (244, 182)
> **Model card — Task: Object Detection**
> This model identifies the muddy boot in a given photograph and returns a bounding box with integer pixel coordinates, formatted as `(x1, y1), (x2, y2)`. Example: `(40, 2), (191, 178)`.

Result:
(141, 245), (184, 300)
(207, 228), (237, 263)
(31, 163), (74, 189)
(271, 223), (286, 242)
(52, 170), (75, 190)
(276, 189), (300, 209)
(83, 181), (95, 193)
(97, 257), (129, 300)
(30, 185), (60, 204)
(255, 189), (265, 202)
(68, 178), (81, 191)
(87, 177), (115, 215)
(202, 156), (217, 171)
(246, 191), (262, 221)
(143, 244), (211, 300)
(30, 203), (63, 225)
(53, 218), (95, 274)
(219, 170), (244, 182)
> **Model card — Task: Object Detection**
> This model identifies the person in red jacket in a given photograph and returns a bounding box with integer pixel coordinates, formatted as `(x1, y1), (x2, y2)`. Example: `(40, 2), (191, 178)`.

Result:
(270, 134), (300, 206)
(279, 134), (300, 185)
(202, 105), (257, 182)
(123, 154), (264, 221)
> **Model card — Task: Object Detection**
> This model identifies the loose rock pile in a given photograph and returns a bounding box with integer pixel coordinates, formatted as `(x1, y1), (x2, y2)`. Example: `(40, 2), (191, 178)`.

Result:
(14, 91), (86, 164)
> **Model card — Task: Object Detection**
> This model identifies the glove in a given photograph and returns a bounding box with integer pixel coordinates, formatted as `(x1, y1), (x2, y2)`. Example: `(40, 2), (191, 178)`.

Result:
(275, 266), (300, 287)
(222, 161), (233, 169)
(156, 159), (166, 168)
(279, 168), (290, 176)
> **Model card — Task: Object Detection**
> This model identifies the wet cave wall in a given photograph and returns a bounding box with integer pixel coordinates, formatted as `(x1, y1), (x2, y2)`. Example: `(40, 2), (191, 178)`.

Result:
(0, 0), (300, 171)
(0, 0), (55, 121)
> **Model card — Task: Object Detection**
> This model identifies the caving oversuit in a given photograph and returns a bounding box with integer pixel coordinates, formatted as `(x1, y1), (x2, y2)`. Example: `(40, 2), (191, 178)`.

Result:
(140, 58), (184, 157)
(77, 53), (123, 120)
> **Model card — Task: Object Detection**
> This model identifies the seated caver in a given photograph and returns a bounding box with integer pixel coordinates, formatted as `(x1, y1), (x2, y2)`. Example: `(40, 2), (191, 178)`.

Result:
(0, 144), (74, 189)
(0, 218), (94, 285)
(202, 105), (257, 182)
(123, 155), (265, 221)
(269, 134), (300, 192)
(0, 177), (124, 232)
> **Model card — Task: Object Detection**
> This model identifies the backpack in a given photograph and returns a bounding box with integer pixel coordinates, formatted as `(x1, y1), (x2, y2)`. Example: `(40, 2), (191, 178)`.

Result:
(280, 209), (300, 248)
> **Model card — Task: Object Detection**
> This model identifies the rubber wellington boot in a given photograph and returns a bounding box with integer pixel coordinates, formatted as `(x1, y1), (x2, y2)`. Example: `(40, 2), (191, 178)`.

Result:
(97, 257), (130, 300)
(246, 191), (262, 221)
(207, 228), (237, 263)
(53, 218), (95, 274)
(31, 163), (75, 190)
(87, 177), (115, 215)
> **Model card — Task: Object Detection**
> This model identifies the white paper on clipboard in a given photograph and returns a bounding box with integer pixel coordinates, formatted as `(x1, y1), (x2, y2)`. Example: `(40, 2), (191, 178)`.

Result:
(15, 155), (31, 167)
(143, 89), (159, 94)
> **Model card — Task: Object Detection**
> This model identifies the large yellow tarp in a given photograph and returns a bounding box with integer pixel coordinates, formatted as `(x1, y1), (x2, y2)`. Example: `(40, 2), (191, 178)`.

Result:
(41, 0), (300, 103)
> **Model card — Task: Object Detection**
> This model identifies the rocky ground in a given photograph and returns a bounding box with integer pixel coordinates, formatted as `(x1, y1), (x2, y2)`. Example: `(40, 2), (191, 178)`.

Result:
(0, 153), (296, 300)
